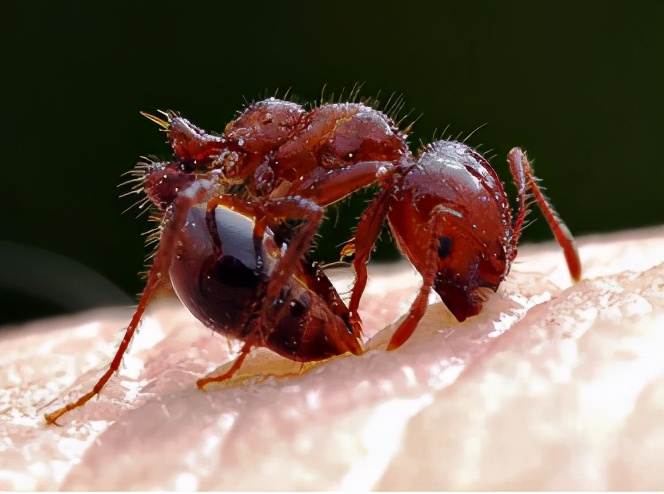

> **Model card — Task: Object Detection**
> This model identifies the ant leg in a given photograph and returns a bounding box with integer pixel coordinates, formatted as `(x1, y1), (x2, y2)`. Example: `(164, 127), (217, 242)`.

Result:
(196, 335), (257, 389)
(203, 194), (326, 342)
(387, 205), (459, 351)
(204, 194), (325, 300)
(204, 193), (259, 218)
(507, 148), (581, 281)
(258, 196), (325, 303)
(203, 193), (268, 267)
(346, 185), (395, 333)
(295, 161), (396, 205)
(44, 184), (208, 425)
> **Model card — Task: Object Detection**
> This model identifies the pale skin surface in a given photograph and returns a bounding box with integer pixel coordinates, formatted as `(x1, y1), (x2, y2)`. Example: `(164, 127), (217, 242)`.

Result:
(1, 226), (663, 490)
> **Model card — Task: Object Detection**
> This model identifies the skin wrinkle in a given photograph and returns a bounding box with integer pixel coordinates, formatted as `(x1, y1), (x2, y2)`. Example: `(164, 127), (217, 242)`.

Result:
(0, 226), (663, 490)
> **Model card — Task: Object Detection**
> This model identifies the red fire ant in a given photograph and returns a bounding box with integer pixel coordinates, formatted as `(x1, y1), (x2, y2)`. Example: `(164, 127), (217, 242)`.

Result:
(44, 95), (581, 424)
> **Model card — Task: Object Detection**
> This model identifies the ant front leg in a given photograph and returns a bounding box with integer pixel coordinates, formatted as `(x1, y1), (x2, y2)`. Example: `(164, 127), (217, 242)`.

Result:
(507, 148), (581, 281)
(387, 205), (462, 351)
(345, 184), (396, 334)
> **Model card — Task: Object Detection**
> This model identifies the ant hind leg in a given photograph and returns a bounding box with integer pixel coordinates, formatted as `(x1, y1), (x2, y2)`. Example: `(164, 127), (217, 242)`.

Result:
(44, 185), (208, 424)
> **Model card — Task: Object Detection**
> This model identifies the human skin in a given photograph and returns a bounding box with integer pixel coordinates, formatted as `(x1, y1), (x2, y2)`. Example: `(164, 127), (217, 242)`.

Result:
(1, 226), (663, 490)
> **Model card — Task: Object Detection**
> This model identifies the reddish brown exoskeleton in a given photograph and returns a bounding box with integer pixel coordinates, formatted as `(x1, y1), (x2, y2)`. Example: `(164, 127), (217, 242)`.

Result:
(44, 164), (362, 425)
(347, 142), (582, 349)
(147, 97), (580, 347)
(44, 95), (581, 424)
(46, 97), (408, 424)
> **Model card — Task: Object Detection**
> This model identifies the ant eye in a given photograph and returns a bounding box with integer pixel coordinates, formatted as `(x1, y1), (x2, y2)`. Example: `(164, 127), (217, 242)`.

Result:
(438, 236), (453, 259)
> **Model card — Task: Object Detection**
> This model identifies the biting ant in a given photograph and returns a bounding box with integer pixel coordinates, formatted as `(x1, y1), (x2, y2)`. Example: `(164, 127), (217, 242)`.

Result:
(44, 95), (581, 424)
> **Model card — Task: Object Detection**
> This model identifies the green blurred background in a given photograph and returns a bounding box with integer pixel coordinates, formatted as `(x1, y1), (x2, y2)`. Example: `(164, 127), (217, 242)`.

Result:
(1, 1), (662, 326)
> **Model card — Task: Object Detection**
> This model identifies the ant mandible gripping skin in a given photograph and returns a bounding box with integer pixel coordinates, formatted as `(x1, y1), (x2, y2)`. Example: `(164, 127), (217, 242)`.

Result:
(44, 95), (581, 424)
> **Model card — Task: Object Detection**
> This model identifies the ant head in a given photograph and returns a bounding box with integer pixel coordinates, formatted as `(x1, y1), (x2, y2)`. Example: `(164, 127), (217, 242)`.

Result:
(394, 140), (515, 322)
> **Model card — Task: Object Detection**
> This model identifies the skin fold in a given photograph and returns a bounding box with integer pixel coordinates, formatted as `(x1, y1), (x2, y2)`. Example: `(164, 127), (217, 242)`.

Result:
(1, 226), (663, 490)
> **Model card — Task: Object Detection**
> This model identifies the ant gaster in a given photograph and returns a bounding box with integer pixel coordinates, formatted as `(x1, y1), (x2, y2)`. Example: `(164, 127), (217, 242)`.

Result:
(44, 95), (581, 424)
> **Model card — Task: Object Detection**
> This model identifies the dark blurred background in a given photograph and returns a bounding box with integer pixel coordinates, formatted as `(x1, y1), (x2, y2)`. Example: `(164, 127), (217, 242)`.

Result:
(1, 1), (662, 326)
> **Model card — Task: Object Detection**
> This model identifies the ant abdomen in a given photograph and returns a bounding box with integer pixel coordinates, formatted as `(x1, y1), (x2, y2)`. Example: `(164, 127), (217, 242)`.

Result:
(169, 198), (362, 361)
(170, 203), (264, 337)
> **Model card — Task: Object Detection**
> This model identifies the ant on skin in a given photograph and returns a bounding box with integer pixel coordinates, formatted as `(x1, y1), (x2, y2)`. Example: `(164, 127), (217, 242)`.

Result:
(44, 93), (581, 424)
(149, 95), (580, 346)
